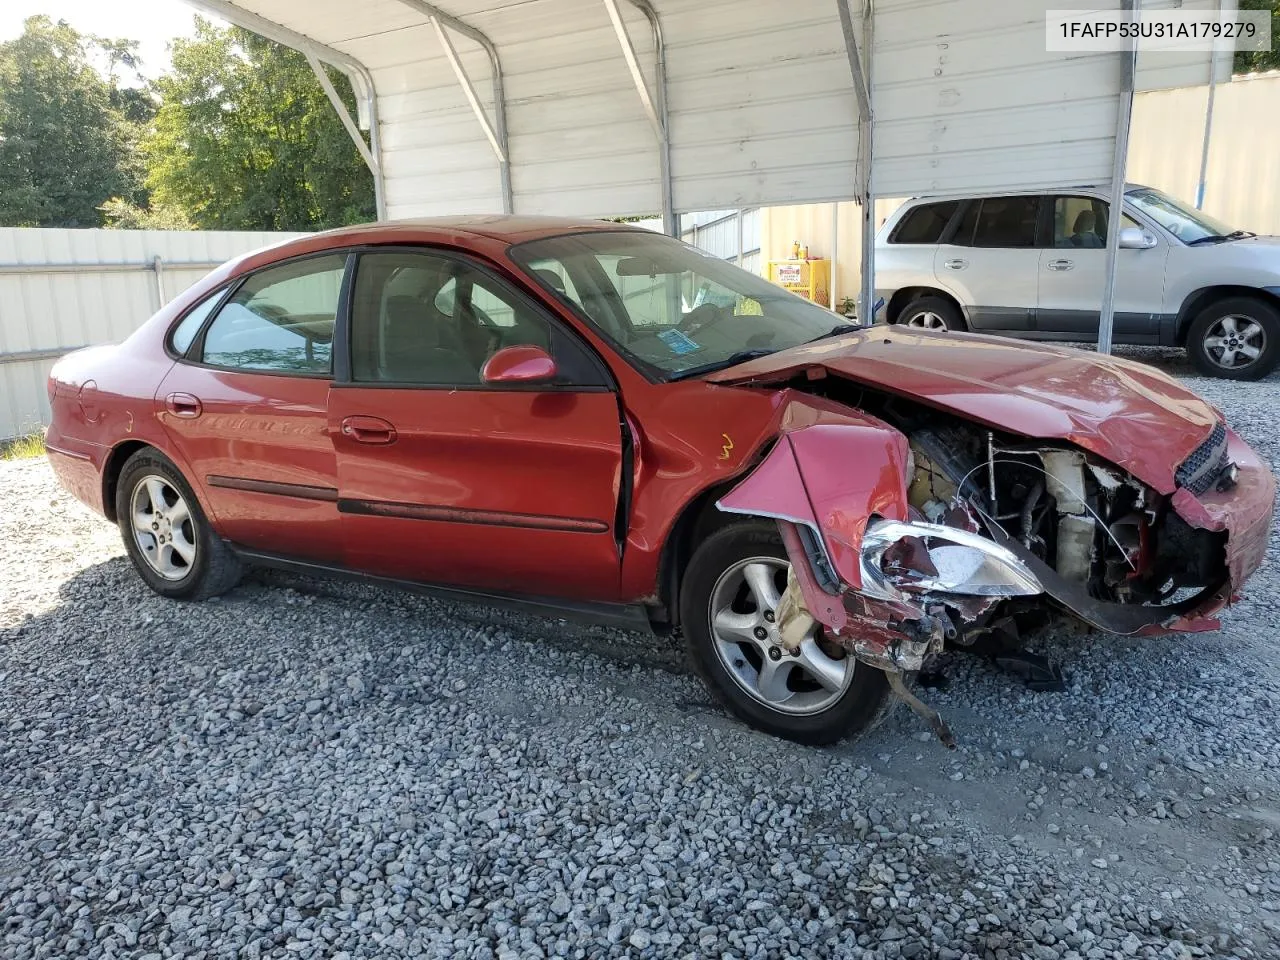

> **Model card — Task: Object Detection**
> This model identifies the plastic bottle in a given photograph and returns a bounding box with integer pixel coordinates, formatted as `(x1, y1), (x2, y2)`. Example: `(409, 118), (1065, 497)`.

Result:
(790, 240), (801, 259)
(800, 243), (809, 260)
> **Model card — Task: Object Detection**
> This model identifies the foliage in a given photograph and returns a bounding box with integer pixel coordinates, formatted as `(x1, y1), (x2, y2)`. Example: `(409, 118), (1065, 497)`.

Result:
(0, 432), (46, 460)
(143, 20), (375, 231)
(0, 16), (153, 228)
(1235, 0), (1280, 74)
(99, 197), (194, 231)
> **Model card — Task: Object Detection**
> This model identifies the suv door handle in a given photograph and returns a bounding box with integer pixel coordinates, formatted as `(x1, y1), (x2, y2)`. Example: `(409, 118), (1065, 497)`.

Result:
(341, 415), (397, 445)
(165, 392), (202, 418)
(1047, 259), (1074, 271)
(943, 259), (968, 270)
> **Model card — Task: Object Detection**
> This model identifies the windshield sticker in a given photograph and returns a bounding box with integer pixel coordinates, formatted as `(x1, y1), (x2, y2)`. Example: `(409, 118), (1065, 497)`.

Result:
(658, 328), (701, 355)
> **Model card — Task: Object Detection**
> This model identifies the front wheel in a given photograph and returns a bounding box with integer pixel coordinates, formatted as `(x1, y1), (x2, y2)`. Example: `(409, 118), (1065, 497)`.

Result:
(680, 522), (890, 745)
(1186, 297), (1280, 380)
(115, 448), (242, 600)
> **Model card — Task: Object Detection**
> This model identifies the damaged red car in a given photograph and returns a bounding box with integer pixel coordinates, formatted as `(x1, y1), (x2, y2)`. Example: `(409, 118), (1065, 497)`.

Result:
(46, 217), (1275, 745)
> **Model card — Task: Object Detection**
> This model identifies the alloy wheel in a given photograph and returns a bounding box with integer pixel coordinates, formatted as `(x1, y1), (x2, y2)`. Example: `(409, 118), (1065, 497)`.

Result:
(707, 557), (854, 716)
(1202, 314), (1265, 370)
(130, 475), (197, 581)
(904, 310), (948, 330)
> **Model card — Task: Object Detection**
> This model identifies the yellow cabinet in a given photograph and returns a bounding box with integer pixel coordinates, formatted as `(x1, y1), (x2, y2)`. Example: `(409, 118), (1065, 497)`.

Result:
(767, 259), (831, 307)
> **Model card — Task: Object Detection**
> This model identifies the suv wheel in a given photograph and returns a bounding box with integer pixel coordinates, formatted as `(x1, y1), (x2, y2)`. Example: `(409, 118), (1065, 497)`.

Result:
(1187, 297), (1280, 380)
(115, 448), (242, 600)
(898, 295), (966, 332)
(680, 522), (891, 745)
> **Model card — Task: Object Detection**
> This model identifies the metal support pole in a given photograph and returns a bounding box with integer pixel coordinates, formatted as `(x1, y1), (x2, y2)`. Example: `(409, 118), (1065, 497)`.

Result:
(394, 0), (512, 215)
(605, 0), (677, 236)
(830, 202), (840, 312)
(181, 0), (387, 220)
(1097, 0), (1139, 355)
(306, 54), (374, 169)
(1196, 0), (1222, 210)
(152, 255), (166, 308)
(836, 0), (876, 326)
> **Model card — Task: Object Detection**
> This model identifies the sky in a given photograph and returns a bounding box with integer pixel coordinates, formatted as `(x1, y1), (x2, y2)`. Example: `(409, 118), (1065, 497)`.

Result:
(0, 0), (224, 78)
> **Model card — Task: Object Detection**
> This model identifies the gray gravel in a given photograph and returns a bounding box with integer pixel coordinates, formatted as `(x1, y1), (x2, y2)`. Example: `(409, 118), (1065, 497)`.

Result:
(3, 346), (1280, 959)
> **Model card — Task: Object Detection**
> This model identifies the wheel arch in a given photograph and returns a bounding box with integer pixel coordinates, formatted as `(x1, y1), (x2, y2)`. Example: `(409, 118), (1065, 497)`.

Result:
(101, 439), (153, 523)
(1174, 285), (1280, 345)
(654, 478), (749, 632)
(886, 286), (968, 325)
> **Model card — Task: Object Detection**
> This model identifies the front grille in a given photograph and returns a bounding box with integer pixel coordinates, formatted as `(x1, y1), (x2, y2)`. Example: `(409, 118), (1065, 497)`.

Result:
(1176, 421), (1229, 495)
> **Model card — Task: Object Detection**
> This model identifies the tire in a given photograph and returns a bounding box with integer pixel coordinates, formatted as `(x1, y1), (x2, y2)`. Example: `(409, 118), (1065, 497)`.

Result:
(897, 295), (967, 332)
(1186, 296), (1280, 381)
(115, 448), (242, 600)
(679, 521), (890, 745)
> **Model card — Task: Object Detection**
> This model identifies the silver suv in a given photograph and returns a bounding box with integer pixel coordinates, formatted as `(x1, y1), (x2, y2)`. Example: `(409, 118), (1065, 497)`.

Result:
(874, 185), (1280, 380)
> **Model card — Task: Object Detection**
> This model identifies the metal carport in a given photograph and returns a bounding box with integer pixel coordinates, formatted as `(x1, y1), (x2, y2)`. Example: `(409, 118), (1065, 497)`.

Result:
(181, 0), (1236, 351)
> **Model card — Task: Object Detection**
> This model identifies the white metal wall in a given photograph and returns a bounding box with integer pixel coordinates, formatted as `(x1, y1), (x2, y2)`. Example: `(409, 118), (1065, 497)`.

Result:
(0, 228), (298, 441)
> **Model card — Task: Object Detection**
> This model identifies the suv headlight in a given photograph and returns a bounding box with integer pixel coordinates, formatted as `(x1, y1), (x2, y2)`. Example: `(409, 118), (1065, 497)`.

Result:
(860, 518), (1042, 600)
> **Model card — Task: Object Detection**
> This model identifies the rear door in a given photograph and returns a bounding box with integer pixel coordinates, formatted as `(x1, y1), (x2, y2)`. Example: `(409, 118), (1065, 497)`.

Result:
(932, 195), (1042, 333)
(328, 248), (625, 600)
(1036, 195), (1169, 342)
(156, 253), (348, 562)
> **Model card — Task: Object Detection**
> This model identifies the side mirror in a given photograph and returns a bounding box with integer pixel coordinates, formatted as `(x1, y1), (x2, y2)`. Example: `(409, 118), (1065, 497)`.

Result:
(481, 344), (558, 385)
(1118, 226), (1158, 250)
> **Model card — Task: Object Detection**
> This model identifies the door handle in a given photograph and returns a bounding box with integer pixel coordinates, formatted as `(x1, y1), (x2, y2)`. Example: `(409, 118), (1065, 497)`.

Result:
(1047, 259), (1074, 271)
(943, 259), (968, 270)
(341, 415), (397, 445)
(165, 392), (202, 418)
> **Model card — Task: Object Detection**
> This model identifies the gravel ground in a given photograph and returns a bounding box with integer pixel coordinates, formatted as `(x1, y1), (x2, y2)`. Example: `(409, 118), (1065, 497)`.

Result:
(3, 347), (1280, 960)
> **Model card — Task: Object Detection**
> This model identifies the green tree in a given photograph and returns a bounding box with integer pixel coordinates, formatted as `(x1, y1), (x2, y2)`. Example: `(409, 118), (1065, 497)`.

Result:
(1235, 0), (1280, 73)
(0, 16), (142, 227)
(144, 20), (375, 231)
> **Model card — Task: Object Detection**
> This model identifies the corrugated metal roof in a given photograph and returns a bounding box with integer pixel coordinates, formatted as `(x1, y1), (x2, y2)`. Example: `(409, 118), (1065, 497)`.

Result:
(188, 0), (1232, 217)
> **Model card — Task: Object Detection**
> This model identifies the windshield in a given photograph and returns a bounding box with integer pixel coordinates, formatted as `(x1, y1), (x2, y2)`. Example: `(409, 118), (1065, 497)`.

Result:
(509, 230), (846, 378)
(1126, 187), (1237, 243)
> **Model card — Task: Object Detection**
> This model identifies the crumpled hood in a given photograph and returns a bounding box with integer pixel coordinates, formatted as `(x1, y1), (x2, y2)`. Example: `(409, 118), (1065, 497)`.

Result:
(707, 328), (1219, 494)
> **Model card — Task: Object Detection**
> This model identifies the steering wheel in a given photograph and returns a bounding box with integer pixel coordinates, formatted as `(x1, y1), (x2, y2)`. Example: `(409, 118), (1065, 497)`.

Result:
(677, 302), (731, 336)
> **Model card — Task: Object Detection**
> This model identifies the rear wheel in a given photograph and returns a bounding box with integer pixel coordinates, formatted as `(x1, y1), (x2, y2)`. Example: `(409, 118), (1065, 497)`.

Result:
(897, 295), (966, 332)
(1187, 296), (1280, 380)
(115, 448), (242, 600)
(680, 522), (890, 745)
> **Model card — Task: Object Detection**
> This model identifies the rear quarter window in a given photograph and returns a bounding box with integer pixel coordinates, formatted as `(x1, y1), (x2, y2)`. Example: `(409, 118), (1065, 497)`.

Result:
(889, 201), (960, 244)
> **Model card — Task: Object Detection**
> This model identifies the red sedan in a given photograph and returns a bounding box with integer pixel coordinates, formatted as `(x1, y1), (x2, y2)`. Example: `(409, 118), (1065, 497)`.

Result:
(46, 217), (1275, 745)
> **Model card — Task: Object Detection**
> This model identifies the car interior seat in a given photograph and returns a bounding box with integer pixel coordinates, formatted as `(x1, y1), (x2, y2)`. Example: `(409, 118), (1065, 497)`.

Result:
(381, 295), (479, 383)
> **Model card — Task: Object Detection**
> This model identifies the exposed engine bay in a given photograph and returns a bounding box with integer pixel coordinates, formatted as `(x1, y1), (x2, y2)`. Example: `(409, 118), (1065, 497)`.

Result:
(718, 383), (1251, 747)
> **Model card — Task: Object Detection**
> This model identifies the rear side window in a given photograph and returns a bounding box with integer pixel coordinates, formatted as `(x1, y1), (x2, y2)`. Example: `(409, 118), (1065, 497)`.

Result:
(199, 255), (346, 374)
(169, 289), (224, 356)
(952, 196), (1041, 248)
(889, 201), (960, 244)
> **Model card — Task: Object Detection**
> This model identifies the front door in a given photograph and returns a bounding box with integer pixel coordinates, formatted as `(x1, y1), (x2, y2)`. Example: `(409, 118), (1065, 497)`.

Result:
(1036, 195), (1170, 342)
(329, 248), (625, 600)
(933, 194), (1042, 334)
(156, 253), (348, 562)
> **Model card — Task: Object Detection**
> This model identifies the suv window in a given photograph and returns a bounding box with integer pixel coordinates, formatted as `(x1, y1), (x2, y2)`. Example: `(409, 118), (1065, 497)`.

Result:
(1053, 196), (1143, 248)
(952, 196), (1040, 248)
(200, 255), (345, 374)
(890, 201), (960, 244)
(350, 251), (602, 386)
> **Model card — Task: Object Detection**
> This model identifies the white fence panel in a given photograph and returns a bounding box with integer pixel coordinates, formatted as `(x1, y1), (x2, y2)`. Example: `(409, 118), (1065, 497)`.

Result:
(0, 228), (300, 441)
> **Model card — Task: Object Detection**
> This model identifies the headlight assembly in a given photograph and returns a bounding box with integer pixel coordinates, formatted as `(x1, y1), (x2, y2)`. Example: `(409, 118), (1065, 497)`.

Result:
(860, 518), (1043, 600)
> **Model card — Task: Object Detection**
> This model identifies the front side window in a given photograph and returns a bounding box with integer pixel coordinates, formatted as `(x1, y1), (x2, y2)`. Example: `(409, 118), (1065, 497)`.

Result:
(890, 201), (960, 244)
(1053, 196), (1142, 248)
(200, 255), (345, 373)
(953, 196), (1040, 248)
(350, 251), (600, 386)
(510, 230), (844, 378)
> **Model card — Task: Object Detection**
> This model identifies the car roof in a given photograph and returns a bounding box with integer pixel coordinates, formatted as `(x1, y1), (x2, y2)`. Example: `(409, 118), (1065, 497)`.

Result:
(902, 184), (1152, 204)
